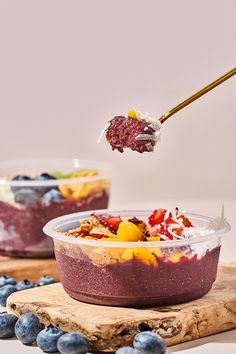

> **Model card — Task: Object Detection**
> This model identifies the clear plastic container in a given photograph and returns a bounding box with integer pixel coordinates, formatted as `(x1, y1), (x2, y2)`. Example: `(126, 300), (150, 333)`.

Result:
(0, 159), (111, 258)
(43, 209), (230, 307)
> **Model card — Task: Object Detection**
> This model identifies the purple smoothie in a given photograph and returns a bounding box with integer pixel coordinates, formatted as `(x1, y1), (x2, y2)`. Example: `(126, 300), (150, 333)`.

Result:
(0, 190), (109, 258)
(54, 246), (220, 307)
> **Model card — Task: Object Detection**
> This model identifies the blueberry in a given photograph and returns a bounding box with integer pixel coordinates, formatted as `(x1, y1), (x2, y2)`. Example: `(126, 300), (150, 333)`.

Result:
(36, 173), (56, 181)
(35, 275), (55, 287)
(36, 324), (63, 352)
(115, 347), (139, 354)
(12, 175), (31, 182)
(133, 331), (166, 354)
(0, 275), (16, 288)
(14, 188), (38, 206)
(11, 175), (32, 193)
(42, 189), (62, 204)
(0, 311), (18, 338)
(16, 279), (34, 291)
(35, 173), (57, 195)
(0, 285), (17, 306)
(57, 332), (89, 354)
(15, 312), (42, 344)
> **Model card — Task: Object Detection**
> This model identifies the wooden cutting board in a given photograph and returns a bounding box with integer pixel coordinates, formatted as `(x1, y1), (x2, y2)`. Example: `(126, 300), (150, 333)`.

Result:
(0, 256), (59, 282)
(7, 263), (236, 351)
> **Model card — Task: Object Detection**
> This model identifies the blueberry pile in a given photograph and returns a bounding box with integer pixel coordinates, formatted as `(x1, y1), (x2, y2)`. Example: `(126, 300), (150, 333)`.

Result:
(11, 173), (62, 206)
(0, 311), (90, 354)
(0, 307), (166, 354)
(0, 275), (55, 306)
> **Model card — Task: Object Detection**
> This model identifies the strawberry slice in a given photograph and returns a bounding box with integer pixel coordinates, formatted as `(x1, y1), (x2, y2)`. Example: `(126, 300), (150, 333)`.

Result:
(92, 213), (122, 233)
(150, 222), (183, 239)
(148, 209), (167, 226)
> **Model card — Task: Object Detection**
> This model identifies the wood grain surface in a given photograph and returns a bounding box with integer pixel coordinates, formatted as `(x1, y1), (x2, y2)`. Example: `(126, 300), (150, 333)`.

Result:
(0, 256), (59, 282)
(7, 264), (236, 351)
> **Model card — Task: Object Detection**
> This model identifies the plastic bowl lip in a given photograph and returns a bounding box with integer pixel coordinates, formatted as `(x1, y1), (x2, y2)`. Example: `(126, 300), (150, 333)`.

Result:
(43, 209), (231, 249)
(0, 158), (113, 187)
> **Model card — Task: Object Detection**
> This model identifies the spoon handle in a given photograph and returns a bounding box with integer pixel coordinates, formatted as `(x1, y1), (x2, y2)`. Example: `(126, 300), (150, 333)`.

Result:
(159, 67), (236, 124)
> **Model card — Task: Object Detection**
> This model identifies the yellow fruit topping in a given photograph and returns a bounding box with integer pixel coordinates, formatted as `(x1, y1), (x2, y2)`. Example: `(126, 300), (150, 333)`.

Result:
(149, 247), (162, 258)
(59, 179), (109, 200)
(122, 247), (158, 267)
(117, 221), (142, 242)
(71, 170), (98, 178)
(147, 236), (161, 242)
(168, 252), (183, 263)
(128, 109), (138, 119)
(136, 221), (147, 233)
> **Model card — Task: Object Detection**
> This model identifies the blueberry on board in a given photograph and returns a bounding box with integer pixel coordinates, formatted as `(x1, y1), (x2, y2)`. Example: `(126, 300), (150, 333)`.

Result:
(57, 332), (89, 354)
(42, 189), (62, 204)
(0, 285), (17, 306)
(16, 279), (34, 291)
(0, 275), (16, 288)
(14, 188), (38, 206)
(36, 324), (63, 353)
(11, 175), (32, 193)
(115, 347), (139, 354)
(35, 275), (55, 287)
(133, 331), (166, 354)
(15, 312), (42, 344)
(0, 311), (18, 338)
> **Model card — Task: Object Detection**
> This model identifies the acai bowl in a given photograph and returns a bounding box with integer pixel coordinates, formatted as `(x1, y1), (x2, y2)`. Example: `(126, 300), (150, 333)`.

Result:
(0, 159), (111, 258)
(43, 208), (230, 307)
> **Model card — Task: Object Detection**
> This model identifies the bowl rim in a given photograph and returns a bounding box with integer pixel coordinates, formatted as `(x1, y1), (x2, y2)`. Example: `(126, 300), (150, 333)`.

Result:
(0, 158), (112, 186)
(43, 209), (231, 248)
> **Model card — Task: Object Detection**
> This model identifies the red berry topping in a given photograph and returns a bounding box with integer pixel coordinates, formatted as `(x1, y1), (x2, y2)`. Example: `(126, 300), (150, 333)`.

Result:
(89, 234), (108, 239)
(148, 208), (167, 226)
(92, 213), (122, 233)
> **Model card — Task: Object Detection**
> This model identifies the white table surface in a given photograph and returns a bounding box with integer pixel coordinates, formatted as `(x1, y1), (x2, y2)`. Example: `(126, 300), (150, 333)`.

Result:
(1, 198), (236, 353)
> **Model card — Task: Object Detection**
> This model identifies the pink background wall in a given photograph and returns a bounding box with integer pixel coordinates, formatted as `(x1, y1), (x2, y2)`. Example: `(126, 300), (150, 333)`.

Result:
(0, 0), (235, 205)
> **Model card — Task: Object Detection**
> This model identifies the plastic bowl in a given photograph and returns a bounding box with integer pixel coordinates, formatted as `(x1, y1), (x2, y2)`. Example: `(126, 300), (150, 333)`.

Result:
(43, 209), (230, 307)
(0, 159), (111, 258)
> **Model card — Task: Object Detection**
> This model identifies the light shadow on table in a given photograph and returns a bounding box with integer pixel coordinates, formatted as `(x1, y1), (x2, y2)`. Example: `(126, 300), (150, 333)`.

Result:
(167, 329), (236, 353)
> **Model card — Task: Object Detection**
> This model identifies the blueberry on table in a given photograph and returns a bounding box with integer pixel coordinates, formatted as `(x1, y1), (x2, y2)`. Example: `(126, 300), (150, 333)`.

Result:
(35, 275), (55, 287)
(0, 311), (18, 338)
(16, 279), (34, 291)
(57, 332), (89, 354)
(37, 324), (63, 353)
(115, 347), (139, 354)
(0, 285), (17, 306)
(42, 189), (62, 204)
(0, 275), (16, 288)
(133, 331), (166, 354)
(15, 312), (42, 344)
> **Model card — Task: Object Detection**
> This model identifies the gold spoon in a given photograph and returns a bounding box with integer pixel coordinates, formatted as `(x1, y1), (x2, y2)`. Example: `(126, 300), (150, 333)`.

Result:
(159, 67), (236, 124)
(101, 68), (236, 153)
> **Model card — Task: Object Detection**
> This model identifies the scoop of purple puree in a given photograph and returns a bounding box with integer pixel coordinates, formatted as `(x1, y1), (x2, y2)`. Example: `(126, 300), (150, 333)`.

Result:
(106, 116), (156, 153)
